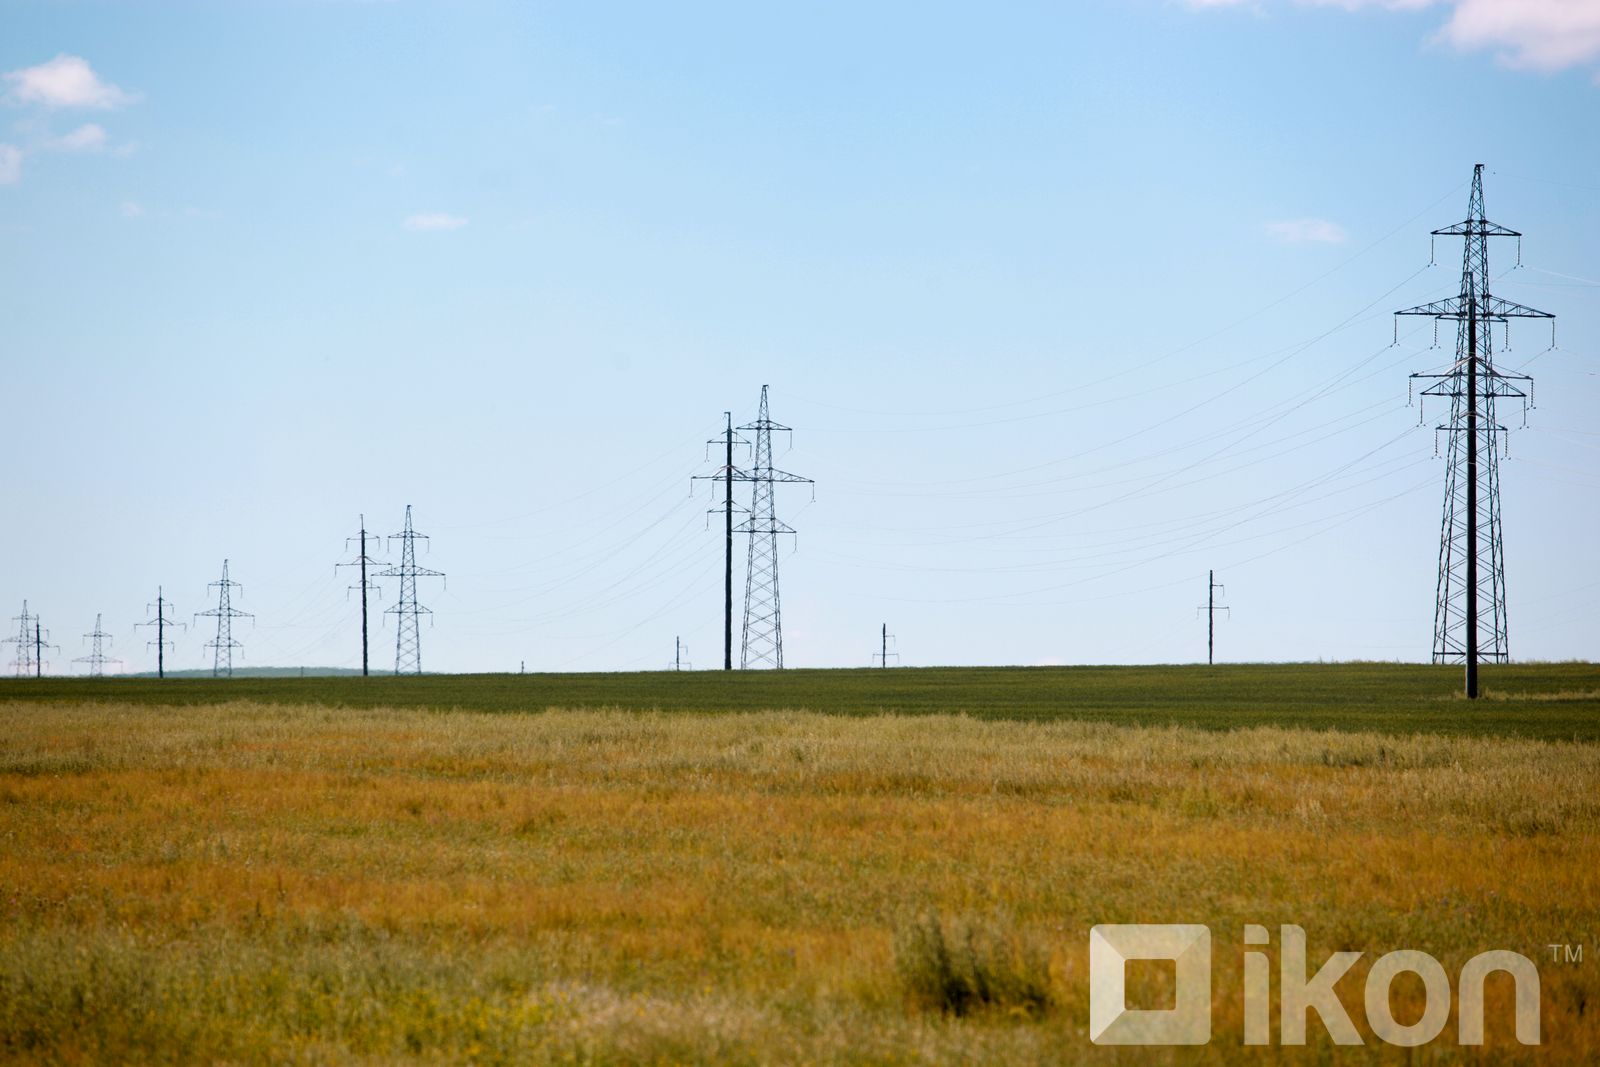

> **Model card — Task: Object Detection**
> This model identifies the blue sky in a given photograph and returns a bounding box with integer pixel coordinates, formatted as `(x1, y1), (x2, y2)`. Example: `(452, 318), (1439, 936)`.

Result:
(2, 0), (1596, 673)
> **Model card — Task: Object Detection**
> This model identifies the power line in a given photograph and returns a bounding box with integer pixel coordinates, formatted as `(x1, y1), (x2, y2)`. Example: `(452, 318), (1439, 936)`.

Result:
(1398, 164), (1553, 699)
(196, 560), (252, 677)
(73, 614), (120, 676)
(337, 514), (385, 677)
(136, 587), (184, 679)
(378, 505), (444, 675)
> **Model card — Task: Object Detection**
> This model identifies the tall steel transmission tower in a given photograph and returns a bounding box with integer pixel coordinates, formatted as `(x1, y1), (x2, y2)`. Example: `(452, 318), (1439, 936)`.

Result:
(5, 601), (37, 677)
(74, 614), (120, 676)
(1397, 165), (1552, 699)
(196, 559), (253, 677)
(378, 505), (444, 675)
(736, 386), (812, 669)
(136, 587), (184, 679)
(338, 515), (385, 677)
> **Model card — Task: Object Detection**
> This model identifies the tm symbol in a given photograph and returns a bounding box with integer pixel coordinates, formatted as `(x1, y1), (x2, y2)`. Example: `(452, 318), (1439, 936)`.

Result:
(1547, 944), (1584, 964)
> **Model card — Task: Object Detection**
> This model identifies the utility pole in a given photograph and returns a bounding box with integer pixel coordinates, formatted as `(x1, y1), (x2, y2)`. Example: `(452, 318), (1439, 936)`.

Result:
(136, 588), (183, 679)
(693, 413), (749, 670)
(1398, 165), (1552, 699)
(196, 560), (253, 678)
(670, 636), (692, 671)
(736, 386), (813, 669)
(5, 601), (37, 677)
(338, 515), (385, 677)
(1196, 571), (1228, 665)
(378, 505), (445, 675)
(871, 623), (899, 667)
(32, 620), (58, 677)
(73, 614), (120, 676)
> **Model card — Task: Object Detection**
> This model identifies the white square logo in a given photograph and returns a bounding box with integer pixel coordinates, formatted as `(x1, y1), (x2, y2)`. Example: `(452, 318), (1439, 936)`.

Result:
(1089, 924), (1211, 1045)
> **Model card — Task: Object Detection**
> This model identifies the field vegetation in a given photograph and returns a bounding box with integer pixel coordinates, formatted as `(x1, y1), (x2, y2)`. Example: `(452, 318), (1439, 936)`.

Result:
(1, 666), (1597, 1063)
(6, 660), (1600, 739)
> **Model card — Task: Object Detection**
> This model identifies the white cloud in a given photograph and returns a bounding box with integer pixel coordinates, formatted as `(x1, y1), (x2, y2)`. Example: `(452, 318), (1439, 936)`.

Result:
(53, 123), (107, 152)
(4, 54), (135, 109)
(0, 144), (20, 185)
(403, 212), (468, 231)
(1267, 217), (1349, 244)
(120, 200), (144, 218)
(1197, 1), (1600, 77)
(1438, 0), (1600, 71)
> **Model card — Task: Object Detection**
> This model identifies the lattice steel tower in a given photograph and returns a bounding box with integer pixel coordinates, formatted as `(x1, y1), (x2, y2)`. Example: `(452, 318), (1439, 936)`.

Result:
(5, 602), (37, 677)
(736, 386), (812, 669)
(1397, 164), (1552, 698)
(74, 614), (119, 676)
(197, 560), (253, 677)
(379, 505), (444, 675)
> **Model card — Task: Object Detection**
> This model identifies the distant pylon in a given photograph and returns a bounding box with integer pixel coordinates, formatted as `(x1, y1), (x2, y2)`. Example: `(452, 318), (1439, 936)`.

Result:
(136, 587), (184, 679)
(73, 614), (121, 676)
(1196, 570), (1228, 665)
(5, 601), (37, 677)
(872, 623), (898, 667)
(337, 514), (385, 677)
(378, 505), (444, 675)
(30, 618), (59, 678)
(670, 636), (693, 671)
(196, 559), (253, 677)
(735, 386), (812, 669)
(1397, 164), (1552, 699)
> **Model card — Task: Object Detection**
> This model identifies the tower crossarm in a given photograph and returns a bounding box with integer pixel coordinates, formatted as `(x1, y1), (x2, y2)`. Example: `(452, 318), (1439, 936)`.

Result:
(1396, 294), (1554, 322)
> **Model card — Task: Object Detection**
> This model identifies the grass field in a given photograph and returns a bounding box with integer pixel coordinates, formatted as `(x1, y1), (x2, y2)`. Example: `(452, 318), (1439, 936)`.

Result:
(2, 665), (1598, 1063)
(6, 660), (1600, 739)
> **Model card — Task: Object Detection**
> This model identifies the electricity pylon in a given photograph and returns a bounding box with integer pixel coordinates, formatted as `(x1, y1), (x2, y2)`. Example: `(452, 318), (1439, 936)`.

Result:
(5, 601), (36, 677)
(1196, 570), (1228, 665)
(692, 412), (749, 670)
(669, 636), (692, 671)
(1397, 164), (1552, 699)
(378, 505), (444, 675)
(29, 619), (58, 678)
(337, 515), (385, 676)
(74, 614), (120, 676)
(196, 560), (253, 677)
(136, 587), (184, 679)
(735, 386), (812, 669)
(871, 623), (898, 667)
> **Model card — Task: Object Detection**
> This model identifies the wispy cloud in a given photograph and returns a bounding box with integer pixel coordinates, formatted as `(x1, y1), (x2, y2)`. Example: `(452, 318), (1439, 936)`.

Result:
(4, 55), (136, 109)
(403, 212), (468, 232)
(120, 200), (144, 218)
(1193, 1), (1600, 79)
(0, 144), (20, 185)
(52, 123), (107, 152)
(1266, 217), (1348, 244)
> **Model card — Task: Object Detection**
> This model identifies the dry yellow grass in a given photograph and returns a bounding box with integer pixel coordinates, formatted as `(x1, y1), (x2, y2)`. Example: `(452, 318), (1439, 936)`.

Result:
(1, 699), (1596, 1063)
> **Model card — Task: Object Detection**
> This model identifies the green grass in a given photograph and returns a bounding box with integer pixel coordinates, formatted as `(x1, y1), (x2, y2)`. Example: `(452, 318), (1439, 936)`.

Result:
(4, 661), (1598, 740)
